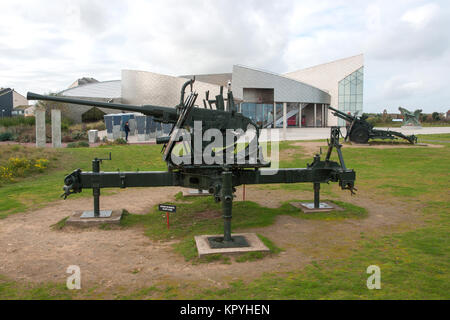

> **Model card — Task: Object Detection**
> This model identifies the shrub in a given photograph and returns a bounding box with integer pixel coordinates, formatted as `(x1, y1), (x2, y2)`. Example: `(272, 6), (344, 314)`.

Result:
(71, 131), (87, 141)
(87, 121), (106, 131)
(114, 138), (127, 145)
(67, 141), (90, 148)
(0, 116), (35, 128)
(77, 141), (90, 147)
(0, 132), (14, 141)
(0, 157), (49, 184)
(61, 121), (70, 131)
(11, 126), (35, 143)
(96, 123), (106, 131)
(99, 137), (129, 147)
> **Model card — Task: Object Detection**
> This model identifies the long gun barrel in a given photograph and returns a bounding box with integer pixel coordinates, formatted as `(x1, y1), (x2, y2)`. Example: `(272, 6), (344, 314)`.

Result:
(27, 92), (179, 123)
(328, 106), (355, 122)
(27, 88), (258, 133)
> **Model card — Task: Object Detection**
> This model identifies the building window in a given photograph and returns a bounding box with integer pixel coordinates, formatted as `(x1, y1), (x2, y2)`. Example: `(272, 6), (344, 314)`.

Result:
(338, 67), (364, 126)
(240, 102), (282, 128)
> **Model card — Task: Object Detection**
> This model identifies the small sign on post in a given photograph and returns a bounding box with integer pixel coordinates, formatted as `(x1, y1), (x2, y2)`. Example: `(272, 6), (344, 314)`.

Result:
(158, 204), (176, 229)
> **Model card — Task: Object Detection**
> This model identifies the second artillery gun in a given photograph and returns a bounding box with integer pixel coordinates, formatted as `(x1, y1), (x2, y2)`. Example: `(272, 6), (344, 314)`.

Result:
(328, 106), (417, 144)
(28, 79), (356, 249)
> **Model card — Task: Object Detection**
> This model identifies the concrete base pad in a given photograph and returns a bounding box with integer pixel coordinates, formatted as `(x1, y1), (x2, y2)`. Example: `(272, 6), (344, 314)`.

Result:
(207, 235), (250, 248)
(182, 189), (210, 197)
(66, 210), (123, 227)
(290, 201), (344, 213)
(195, 233), (270, 258)
(80, 210), (112, 218)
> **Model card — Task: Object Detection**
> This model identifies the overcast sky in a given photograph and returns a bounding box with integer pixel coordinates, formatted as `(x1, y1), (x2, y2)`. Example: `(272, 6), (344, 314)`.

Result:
(1, 0), (449, 113)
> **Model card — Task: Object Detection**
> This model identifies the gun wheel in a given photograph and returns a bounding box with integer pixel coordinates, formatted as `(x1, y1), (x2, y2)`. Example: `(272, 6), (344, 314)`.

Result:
(350, 127), (369, 144)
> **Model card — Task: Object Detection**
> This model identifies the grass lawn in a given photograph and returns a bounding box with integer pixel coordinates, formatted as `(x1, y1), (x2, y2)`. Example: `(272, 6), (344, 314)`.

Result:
(0, 134), (448, 299)
(0, 144), (166, 218)
(374, 122), (450, 127)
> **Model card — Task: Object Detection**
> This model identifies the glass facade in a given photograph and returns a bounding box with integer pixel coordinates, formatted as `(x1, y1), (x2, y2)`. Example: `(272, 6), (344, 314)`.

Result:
(338, 67), (364, 126)
(286, 103), (300, 127)
(240, 102), (325, 128)
(237, 66), (364, 129)
(241, 103), (283, 128)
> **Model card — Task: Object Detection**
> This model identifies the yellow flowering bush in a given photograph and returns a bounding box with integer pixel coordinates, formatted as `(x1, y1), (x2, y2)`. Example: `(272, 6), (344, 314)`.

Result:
(34, 158), (49, 172)
(0, 157), (49, 184)
(9, 157), (30, 169)
(0, 166), (14, 182)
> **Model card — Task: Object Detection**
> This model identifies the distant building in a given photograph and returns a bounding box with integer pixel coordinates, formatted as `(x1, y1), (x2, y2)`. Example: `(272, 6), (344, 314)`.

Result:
(57, 80), (122, 123)
(58, 54), (364, 126)
(0, 88), (28, 118)
(68, 77), (99, 89)
(12, 104), (35, 117)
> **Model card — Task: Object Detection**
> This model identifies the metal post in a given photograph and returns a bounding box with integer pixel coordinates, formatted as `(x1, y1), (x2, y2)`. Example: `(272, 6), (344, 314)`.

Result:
(314, 103), (317, 128)
(299, 104), (302, 128)
(322, 104), (325, 127)
(222, 170), (233, 242)
(283, 102), (287, 140)
(273, 102), (276, 128)
(314, 182), (320, 209)
(166, 212), (170, 229)
(92, 158), (101, 217)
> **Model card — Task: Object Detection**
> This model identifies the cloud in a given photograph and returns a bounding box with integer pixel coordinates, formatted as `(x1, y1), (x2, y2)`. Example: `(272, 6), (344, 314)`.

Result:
(401, 3), (439, 29)
(367, 3), (449, 61)
(383, 76), (424, 100)
(0, 0), (449, 112)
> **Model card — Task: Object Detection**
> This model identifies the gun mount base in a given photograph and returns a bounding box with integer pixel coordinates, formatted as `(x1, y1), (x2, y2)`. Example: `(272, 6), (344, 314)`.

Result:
(65, 210), (124, 227)
(207, 235), (250, 249)
(291, 201), (344, 213)
(195, 233), (270, 258)
(80, 210), (113, 218)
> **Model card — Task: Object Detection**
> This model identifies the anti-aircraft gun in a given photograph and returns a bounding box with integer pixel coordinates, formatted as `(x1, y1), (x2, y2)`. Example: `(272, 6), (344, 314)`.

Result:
(27, 79), (356, 249)
(328, 106), (417, 144)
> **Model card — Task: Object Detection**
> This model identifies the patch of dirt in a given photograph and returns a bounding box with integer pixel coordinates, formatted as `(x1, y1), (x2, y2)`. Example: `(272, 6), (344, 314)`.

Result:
(289, 142), (325, 158)
(0, 184), (425, 295)
(279, 147), (304, 161)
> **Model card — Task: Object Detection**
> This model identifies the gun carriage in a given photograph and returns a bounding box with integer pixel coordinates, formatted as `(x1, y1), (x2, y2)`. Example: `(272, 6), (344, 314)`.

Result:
(28, 79), (356, 248)
(328, 106), (417, 144)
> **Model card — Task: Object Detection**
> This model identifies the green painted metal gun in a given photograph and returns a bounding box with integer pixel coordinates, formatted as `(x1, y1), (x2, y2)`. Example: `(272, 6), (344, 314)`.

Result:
(28, 79), (356, 248)
(328, 106), (417, 144)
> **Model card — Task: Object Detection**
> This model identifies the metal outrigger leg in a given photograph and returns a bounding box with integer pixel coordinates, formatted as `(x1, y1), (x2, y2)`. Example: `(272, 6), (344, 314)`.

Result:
(207, 170), (250, 248)
(307, 127), (354, 210)
(80, 153), (113, 218)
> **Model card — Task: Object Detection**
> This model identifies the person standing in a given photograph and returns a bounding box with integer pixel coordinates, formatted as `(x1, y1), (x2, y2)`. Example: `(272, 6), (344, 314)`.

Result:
(124, 121), (130, 142)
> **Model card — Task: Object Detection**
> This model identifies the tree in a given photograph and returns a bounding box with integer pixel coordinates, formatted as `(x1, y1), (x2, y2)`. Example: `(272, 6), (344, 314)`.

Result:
(432, 112), (441, 122)
(420, 114), (428, 122)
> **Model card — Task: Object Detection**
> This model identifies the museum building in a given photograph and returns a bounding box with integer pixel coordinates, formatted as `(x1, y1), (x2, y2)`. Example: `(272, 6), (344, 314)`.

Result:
(59, 54), (364, 128)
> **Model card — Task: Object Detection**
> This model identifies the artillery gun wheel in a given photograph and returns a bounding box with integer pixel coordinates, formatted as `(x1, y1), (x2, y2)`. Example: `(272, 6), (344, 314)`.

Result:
(350, 127), (369, 144)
